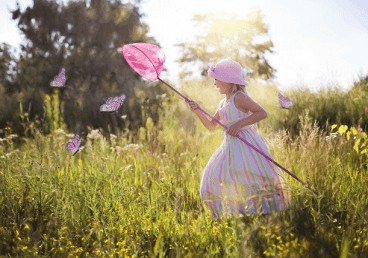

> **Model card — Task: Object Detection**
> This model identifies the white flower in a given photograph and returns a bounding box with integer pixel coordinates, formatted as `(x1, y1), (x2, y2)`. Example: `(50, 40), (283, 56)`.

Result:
(122, 144), (143, 151)
(87, 129), (102, 140)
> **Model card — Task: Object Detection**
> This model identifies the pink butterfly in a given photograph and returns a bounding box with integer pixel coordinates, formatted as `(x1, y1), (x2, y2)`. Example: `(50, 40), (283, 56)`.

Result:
(278, 93), (294, 109)
(100, 94), (126, 112)
(50, 68), (66, 87)
(66, 134), (81, 155)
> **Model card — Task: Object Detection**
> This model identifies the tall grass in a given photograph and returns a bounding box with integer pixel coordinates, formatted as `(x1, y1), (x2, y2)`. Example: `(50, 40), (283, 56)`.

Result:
(1, 82), (368, 257)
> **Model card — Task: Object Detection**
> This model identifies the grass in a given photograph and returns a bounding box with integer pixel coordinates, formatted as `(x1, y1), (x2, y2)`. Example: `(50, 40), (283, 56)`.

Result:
(1, 82), (368, 257)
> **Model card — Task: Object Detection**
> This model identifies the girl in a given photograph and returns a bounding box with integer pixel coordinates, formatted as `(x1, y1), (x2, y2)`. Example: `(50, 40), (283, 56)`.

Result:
(188, 59), (290, 218)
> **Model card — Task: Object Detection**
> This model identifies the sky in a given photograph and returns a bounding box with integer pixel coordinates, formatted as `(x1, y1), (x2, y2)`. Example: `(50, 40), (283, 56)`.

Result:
(1, 0), (368, 91)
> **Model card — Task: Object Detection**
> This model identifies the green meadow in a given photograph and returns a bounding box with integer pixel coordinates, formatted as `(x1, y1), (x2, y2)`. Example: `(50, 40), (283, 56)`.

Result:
(1, 80), (368, 257)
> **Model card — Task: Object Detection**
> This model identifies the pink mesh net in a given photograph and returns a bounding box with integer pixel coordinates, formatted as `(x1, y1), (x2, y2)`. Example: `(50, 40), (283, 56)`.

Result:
(122, 43), (166, 81)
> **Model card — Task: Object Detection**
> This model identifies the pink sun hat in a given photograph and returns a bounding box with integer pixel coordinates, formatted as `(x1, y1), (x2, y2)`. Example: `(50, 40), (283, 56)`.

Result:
(207, 59), (248, 86)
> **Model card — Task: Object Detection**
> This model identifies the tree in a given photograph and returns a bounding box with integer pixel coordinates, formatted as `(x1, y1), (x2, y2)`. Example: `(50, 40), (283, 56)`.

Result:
(177, 10), (275, 81)
(7, 0), (165, 135)
(0, 43), (21, 137)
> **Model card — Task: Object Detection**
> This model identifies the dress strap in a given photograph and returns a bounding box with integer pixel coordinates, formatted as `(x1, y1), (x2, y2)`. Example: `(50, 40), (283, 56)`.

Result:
(231, 90), (247, 103)
(218, 98), (227, 109)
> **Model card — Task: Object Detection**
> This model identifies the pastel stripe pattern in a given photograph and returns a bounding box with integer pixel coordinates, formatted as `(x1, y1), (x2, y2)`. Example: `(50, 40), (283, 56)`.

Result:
(200, 91), (291, 218)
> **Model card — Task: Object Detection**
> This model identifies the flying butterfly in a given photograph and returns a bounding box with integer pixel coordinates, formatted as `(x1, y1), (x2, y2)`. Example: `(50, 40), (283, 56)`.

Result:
(66, 134), (81, 155)
(278, 92), (294, 109)
(100, 94), (126, 112)
(50, 68), (66, 87)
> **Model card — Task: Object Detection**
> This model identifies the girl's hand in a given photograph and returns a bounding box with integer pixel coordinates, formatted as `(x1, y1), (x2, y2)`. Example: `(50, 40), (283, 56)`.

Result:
(186, 100), (199, 111)
(226, 122), (242, 136)
(186, 99), (220, 131)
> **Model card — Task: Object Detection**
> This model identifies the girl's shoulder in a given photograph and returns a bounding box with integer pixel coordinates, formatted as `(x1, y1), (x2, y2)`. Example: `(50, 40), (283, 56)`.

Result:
(232, 90), (258, 112)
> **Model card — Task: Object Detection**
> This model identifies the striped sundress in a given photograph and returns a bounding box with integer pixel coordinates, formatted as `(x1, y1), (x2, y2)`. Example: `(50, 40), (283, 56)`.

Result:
(200, 91), (290, 218)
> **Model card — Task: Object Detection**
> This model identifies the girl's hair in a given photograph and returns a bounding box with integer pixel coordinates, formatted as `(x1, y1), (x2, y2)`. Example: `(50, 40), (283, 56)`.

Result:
(230, 83), (245, 94)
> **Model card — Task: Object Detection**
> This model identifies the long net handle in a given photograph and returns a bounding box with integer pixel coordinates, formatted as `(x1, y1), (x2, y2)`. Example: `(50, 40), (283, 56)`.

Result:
(158, 78), (318, 195)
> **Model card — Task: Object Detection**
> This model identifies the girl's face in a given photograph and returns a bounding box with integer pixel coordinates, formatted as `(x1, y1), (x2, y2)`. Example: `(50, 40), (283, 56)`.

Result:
(214, 79), (233, 95)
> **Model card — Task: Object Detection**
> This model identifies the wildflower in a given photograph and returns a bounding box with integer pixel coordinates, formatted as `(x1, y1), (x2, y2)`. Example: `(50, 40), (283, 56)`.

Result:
(54, 128), (66, 135)
(325, 132), (338, 140)
(15, 230), (21, 241)
(122, 144), (143, 151)
(7, 134), (18, 139)
(110, 133), (117, 146)
(24, 224), (30, 231)
(87, 129), (102, 140)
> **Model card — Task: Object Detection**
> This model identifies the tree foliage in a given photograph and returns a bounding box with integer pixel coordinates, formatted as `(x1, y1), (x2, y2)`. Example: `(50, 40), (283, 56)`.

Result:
(1, 0), (167, 136)
(177, 10), (275, 80)
(0, 43), (20, 136)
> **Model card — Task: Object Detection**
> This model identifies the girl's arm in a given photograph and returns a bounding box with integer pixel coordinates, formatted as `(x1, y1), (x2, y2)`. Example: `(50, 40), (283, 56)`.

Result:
(187, 100), (219, 131)
(227, 93), (267, 136)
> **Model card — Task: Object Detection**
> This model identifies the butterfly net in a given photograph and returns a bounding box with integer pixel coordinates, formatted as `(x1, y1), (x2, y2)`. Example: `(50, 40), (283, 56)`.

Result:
(122, 43), (166, 81)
